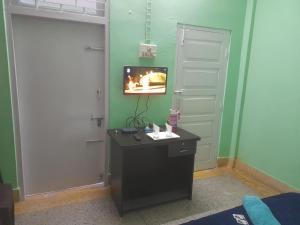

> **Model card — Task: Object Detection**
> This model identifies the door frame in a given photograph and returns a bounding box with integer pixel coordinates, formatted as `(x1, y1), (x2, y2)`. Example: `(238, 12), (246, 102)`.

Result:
(173, 23), (231, 168)
(4, 0), (110, 200)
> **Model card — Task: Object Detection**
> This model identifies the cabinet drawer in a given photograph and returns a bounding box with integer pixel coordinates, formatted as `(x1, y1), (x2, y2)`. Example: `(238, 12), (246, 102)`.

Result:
(168, 141), (196, 157)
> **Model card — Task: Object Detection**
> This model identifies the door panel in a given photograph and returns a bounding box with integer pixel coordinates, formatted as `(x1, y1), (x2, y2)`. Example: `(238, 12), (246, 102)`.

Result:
(175, 26), (230, 170)
(181, 122), (214, 138)
(12, 15), (105, 195)
(184, 41), (222, 61)
(180, 97), (216, 115)
(183, 69), (219, 88)
(197, 145), (211, 161)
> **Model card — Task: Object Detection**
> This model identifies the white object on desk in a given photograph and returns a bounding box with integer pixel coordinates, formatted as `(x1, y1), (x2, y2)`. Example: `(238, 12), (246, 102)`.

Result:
(165, 123), (172, 137)
(147, 131), (180, 140)
(153, 123), (160, 139)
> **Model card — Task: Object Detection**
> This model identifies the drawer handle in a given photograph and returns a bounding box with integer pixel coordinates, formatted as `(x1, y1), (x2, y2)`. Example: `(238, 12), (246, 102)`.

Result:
(86, 139), (104, 143)
(179, 149), (189, 153)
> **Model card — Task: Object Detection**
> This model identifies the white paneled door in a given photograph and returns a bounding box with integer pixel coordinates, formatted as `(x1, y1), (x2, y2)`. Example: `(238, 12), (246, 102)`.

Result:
(174, 25), (230, 171)
(12, 15), (105, 195)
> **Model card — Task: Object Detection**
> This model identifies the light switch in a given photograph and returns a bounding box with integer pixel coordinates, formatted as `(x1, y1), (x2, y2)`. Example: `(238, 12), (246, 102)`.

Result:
(139, 43), (157, 58)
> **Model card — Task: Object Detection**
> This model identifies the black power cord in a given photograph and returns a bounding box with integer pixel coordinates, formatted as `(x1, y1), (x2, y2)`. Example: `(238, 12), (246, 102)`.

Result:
(125, 96), (150, 128)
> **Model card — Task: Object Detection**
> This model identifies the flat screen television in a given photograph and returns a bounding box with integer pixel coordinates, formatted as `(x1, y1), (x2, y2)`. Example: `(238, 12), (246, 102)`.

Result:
(123, 66), (168, 95)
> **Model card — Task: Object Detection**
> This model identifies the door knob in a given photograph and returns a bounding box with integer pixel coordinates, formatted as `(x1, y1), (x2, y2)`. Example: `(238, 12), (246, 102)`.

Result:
(90, 115), (104, 127)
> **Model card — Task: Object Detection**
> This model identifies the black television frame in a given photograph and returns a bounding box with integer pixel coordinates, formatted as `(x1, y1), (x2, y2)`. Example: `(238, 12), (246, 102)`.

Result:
(123, 65), (168, 95)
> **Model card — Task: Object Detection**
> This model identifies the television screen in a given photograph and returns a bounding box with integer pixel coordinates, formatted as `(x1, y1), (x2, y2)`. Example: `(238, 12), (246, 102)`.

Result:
(123, 66), (168, 95)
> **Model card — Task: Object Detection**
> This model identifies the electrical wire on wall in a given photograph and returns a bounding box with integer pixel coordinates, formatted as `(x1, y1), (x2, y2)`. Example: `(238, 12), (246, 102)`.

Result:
(125, 96), (151, 128)
(145, 0), (152, 44)
(124, 0), (154, 129)
(140, 0), (156, 58)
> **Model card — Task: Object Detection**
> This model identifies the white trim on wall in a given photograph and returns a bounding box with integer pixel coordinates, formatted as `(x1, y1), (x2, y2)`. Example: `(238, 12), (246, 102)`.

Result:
(7, 5), (107, 24)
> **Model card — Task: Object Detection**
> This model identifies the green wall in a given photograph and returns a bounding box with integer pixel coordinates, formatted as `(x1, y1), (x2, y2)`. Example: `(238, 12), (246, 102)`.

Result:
(0, 0), (248, 188)
(0, 1), (18, 188)
(237, 0), (300, 190)
(110, 0), (247, 157)
(1, 0), (298, 192)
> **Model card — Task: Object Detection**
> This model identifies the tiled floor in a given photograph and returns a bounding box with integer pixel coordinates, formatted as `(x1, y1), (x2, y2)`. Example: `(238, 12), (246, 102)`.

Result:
(16, 174), (258, 225)
(16, 167), (280, 215)
(15, 185), (110, 215)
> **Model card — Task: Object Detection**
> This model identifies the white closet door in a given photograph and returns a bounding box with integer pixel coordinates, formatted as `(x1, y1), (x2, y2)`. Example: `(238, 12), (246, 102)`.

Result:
(174, 25), (230, 170)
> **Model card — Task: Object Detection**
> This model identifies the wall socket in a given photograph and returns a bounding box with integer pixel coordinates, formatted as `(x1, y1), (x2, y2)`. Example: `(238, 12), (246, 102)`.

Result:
(139, 43), (157, 58)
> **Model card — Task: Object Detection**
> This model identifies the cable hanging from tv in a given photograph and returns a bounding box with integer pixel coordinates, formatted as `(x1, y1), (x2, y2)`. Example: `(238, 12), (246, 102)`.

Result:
(126, 96), (150, 128)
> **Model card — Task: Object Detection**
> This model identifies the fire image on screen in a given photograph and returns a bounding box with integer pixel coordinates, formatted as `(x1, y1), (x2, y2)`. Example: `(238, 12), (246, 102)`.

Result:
(124, 66), (167, 95)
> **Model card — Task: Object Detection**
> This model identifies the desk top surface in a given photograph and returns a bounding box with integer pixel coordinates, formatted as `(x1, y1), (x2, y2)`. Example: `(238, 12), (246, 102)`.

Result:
(107, 127), (200, 149)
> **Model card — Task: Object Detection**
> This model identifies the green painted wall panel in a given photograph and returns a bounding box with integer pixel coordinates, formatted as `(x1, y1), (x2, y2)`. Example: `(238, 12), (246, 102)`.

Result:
(0, 1), (18, 188)
(238, 0), (300, 190)
(110, 0), (247, 157)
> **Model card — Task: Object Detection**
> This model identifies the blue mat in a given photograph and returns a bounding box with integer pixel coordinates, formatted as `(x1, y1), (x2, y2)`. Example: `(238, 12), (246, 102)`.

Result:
(182, 193), (300, 225)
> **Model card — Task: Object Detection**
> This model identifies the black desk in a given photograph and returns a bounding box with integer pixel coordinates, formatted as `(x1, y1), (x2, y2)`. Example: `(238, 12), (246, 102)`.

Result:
(0, 184), (14, 225)
(108, 127), (200, 216)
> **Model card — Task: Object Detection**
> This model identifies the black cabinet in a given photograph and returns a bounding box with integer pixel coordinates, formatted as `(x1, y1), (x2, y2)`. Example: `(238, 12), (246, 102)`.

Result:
(108, 128), (200, 216)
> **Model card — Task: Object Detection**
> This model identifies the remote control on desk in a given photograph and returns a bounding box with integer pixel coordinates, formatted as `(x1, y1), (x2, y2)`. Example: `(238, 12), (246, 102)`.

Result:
(133, 133), (141, 141)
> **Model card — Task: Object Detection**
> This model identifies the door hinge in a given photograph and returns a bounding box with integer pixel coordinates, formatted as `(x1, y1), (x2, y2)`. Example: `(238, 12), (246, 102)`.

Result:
(225, 47), (230, 59)
(219, 102), (224, 112)
(96, 88), (101, 100)
(181, 29), (185, 46)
